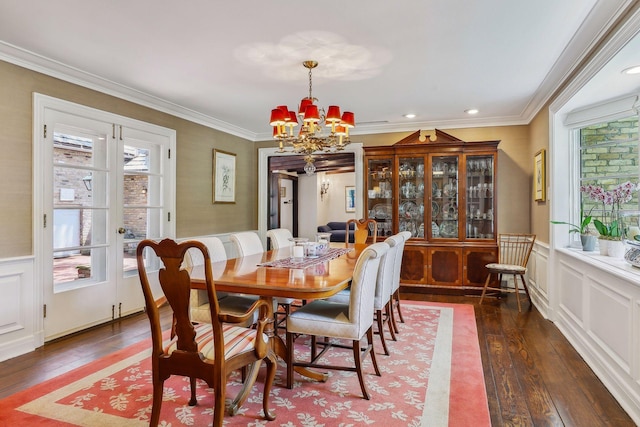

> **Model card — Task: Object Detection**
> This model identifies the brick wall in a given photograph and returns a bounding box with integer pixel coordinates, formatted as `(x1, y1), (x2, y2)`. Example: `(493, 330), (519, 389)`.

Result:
(580, 116), (639, 215)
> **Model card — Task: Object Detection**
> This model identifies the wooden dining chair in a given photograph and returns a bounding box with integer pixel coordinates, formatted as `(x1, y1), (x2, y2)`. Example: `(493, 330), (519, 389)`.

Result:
(346, 218), (378, 244)
(136, 238), (277, 426)
(266, 228), (294, 249)
(479, 233), (536, 312)
(285, 242), (389, 399)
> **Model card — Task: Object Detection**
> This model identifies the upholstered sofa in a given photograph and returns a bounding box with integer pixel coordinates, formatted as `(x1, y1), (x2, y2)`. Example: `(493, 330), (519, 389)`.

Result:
(317, 221), (355, 242)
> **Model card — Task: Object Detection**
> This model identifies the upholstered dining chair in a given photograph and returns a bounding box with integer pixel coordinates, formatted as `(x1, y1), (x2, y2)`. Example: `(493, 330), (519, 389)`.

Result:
(285, 242), (389, 399)
(229, 231), (264, 257)
(230, 231), (293, 325)
(389, 231), (411, 334)
(479, 233), (536, 312)
(326, 234), (401, 355)
(182, 236), (258, 326)
(346, 218), (378, 244)
(266, 228), (294, 250)
(136, 238), (276, 427)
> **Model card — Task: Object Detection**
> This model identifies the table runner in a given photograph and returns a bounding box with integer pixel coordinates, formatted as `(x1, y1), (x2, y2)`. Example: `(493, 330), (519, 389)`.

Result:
(258, 247), (353, 269)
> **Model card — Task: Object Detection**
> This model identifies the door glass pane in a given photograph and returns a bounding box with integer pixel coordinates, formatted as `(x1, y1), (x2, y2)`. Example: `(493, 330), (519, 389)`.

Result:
(367, 158), (393, 238)
(122, 143), (163, 276)
(53, 131), (108, 168)
(398, 156), (425, 238)
(432, 156), (458, 239)
(466, 155), (494, 239)
(53, 130), (108, 289)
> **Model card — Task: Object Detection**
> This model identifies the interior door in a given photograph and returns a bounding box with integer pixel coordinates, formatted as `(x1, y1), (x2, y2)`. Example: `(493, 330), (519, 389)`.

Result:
(280, 178), (294, 231)
(41, 106), (173, 340)
(43, 111), (115, 339)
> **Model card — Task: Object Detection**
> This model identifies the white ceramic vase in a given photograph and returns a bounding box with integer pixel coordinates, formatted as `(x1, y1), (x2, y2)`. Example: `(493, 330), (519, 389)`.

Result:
(598, 238), (608, 256)
(608, 240), (626, 258)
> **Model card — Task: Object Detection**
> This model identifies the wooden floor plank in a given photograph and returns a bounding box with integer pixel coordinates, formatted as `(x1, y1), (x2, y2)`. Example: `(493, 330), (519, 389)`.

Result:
(0, 292), (635, 426)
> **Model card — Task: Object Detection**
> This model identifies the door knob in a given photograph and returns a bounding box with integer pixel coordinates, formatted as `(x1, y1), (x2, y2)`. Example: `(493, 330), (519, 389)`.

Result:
(118, 227), (126, 234)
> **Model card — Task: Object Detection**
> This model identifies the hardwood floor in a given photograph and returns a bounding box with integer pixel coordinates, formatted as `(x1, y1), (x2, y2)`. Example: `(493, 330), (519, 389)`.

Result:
(0, 293), (635, 426)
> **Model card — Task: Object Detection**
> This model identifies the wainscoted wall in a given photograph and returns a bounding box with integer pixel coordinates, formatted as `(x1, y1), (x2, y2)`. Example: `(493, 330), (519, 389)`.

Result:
(0, 257), (37, 363)
(550, 249), (640, 424)
(528, 241), (550, 319)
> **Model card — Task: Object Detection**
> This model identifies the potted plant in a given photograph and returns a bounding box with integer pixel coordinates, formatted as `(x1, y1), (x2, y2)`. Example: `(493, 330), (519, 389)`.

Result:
(551, 205), (596, 251)
(584, 181), (638, 257)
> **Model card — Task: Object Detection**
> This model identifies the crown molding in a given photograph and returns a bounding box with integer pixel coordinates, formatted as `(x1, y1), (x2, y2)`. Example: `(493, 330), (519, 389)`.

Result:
(0, 41), (258, 141)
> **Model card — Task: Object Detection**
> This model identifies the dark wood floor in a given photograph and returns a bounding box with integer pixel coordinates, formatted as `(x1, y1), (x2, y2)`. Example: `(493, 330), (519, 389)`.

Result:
(0, 293), (635, 426)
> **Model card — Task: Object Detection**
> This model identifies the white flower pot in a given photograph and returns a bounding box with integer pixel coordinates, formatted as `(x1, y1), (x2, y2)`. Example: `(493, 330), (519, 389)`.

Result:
(608, 240), (625, 258)
(598, 239), (608, 256)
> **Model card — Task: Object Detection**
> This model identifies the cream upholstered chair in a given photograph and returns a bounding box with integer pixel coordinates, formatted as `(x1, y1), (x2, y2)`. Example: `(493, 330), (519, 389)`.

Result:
(136, 238), (276, 426)
(230, 231), (293, 321)
(390, 231), (411, 334)
(285, 242), (389, 399)
(479, 233), (536, 312)
(183, 236), (258, 325)
(266, 228), (294, 250)
(229, 231), (264, 257)
(326, 234), (401, 355)
(346, 218), (377, 244)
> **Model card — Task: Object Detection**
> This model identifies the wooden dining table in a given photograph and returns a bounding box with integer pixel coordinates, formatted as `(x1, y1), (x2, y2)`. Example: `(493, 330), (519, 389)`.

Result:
(189, 243), (367, 391)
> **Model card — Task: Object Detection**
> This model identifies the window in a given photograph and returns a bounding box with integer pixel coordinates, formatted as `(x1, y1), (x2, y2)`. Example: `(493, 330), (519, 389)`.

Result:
(579, 116), (640, 223)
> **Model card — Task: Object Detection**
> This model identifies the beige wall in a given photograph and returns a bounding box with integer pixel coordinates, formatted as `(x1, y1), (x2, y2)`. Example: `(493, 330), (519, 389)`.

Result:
(529, 105), (550, 243)
(257, 126), (533, 237)
(0, 60), (257, 258)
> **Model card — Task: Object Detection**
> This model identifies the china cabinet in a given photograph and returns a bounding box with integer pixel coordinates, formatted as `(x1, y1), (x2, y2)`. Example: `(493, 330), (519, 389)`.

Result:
(364, 129), (499, 292)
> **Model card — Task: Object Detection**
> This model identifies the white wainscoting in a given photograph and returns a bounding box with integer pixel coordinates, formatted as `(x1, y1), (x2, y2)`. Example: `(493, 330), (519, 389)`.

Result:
(0, 256), (39, 363)
(528, 241), (550, 319)
(550, 248), (640, 425)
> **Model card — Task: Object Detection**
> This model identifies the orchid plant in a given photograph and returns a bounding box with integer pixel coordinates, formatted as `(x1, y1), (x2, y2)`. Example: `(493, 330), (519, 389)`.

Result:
(581, 181), (639, 240)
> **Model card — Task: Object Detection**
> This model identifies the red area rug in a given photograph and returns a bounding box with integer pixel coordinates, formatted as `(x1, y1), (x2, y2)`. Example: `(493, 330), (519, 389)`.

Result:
(0, 302), (490, 426)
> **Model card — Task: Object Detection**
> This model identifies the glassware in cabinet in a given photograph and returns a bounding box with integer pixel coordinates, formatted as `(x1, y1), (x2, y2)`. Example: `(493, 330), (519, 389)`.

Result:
(398, 156), (425, 238)
(465, 155), (494, 239)
(431, 155), (459, 239)
(366, 158), (393, 238)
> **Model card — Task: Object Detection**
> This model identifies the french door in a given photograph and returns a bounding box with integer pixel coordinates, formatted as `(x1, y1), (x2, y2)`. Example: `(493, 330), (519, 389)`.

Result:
(35, 95), (175, 340)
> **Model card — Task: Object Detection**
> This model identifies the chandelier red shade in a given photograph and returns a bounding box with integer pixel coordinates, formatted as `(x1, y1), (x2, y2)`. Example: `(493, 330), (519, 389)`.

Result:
(269, 61), (355, 175)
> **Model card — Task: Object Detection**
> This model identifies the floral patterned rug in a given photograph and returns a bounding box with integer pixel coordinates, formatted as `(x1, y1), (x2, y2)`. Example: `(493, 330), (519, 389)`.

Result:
(0, 302), (490, 426)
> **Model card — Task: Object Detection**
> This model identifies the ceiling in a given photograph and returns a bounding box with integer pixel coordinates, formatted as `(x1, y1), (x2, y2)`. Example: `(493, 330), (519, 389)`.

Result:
(0, 1), (639, 141)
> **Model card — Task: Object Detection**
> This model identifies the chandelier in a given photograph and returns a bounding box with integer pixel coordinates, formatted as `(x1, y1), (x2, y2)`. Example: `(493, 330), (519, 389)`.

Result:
(269, 60), (355, 175)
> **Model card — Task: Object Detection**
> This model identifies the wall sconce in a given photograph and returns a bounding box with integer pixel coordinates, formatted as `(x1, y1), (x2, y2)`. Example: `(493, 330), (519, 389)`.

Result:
(320, 177), (330, 200)
(82, 174), (92, 191)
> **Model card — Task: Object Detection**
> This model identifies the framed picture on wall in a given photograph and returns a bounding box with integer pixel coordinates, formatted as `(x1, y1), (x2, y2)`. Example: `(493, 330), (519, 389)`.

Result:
(213, 149), (236, 204)
(534, 149), (546, 202)
(345, 186), (356, 212)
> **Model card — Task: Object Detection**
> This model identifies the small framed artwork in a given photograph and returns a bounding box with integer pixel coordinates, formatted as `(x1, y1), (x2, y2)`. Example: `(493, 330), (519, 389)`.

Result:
(212, 149), (236, 204)
(534, 149), (546, 202)
(345, 185), (356, 212)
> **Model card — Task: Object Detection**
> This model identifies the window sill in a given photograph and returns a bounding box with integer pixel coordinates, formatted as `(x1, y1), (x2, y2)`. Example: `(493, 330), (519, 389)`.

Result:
(556, 246), (640, 286)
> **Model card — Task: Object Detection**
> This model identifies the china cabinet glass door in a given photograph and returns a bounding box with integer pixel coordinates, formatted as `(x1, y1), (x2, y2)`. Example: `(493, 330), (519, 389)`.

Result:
(431, 155), (459, 239)
(466, 155), (494, 239)
(367, 158), (393, 238)
(398, 156), (425, 238)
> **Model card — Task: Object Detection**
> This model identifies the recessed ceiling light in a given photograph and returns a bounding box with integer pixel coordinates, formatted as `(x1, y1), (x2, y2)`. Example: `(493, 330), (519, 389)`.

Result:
(465, 109), (479, 115)
(404, 113), (416, 119)
(622, 65), (640, 75)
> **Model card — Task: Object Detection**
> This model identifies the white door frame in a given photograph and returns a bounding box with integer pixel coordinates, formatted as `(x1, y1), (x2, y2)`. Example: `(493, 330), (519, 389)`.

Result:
(33, 94), (176, 343)
(257, 143), (363, 244)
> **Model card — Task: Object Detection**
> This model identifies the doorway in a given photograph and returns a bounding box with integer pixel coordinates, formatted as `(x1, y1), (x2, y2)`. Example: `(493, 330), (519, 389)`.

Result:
(262, 149), (362, 241)
(34, 95), (176, 341)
